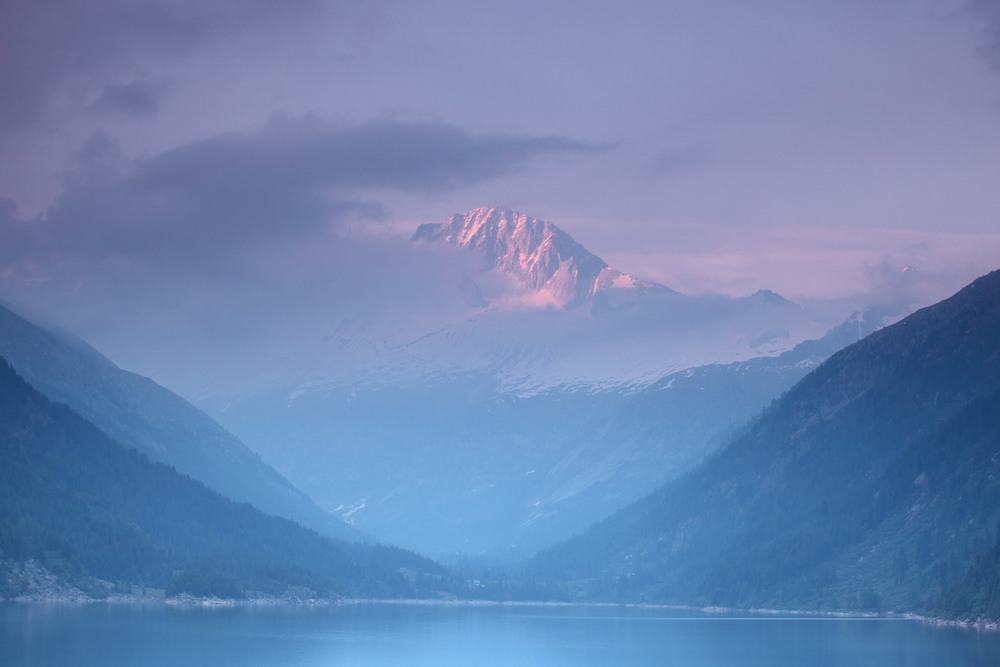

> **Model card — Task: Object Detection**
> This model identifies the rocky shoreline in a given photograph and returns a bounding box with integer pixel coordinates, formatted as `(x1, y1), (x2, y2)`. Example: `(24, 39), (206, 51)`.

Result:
(1, 560), (97, 603)
(0, 559), (339, 606)
(4, 559), (998, 630)
(914, 614), (1000, 632)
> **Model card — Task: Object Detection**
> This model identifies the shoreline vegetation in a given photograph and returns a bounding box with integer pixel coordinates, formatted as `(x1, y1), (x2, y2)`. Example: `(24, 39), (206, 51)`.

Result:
(4, 558), (998, 631)
(3, 574), (997, 633)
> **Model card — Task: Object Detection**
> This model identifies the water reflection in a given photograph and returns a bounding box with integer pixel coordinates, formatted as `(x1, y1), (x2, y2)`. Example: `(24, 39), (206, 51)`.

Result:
(3, 602), (999, 667)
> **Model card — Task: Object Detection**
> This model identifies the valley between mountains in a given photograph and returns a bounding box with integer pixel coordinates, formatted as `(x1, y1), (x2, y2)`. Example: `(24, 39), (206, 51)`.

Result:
(2, 207), (998, 622)
(198, 207), (906, 557)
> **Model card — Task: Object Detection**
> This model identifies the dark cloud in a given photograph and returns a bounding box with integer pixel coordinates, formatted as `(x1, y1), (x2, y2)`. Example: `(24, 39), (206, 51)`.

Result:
(4, 117), (601, 271)
(135, 116), (600, 194)
(0, 0), (328, 134)
(91, 80), (164, 116)
(966, 0), (1000, 68)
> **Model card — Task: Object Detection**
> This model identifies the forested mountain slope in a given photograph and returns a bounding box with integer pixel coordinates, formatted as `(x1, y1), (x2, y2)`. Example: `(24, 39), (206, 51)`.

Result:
(532, 269), (1000, 614)
(0, 358), (448, 600)
(0, 303), (361, 542)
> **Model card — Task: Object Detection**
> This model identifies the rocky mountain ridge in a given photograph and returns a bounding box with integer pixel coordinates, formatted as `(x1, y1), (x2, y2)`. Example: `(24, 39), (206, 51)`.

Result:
(413, 207), (667, 308)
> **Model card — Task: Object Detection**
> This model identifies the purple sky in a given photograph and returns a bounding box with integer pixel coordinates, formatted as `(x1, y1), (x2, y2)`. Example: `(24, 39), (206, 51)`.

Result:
(2, 0), (1000, 390)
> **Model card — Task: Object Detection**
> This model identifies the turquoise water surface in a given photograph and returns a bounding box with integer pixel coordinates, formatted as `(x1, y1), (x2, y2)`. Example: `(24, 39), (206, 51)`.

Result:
(3, 602), (999, 666)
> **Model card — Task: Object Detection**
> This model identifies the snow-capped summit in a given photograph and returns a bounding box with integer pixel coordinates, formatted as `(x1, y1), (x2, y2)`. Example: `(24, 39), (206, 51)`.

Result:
(413, 207), (665, 308)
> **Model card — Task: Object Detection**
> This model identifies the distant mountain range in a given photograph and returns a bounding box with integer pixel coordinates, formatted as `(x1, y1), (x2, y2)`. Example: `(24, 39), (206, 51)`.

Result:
(296, 207), (851, 394)
(202, 207), (909, 557)
(531, 269), (1000, 616)
(2, 208), (996, 620)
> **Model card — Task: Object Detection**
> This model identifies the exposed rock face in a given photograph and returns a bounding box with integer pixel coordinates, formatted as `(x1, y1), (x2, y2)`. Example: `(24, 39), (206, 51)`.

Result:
(413, 207), (662, 308)
(1, 560), (96, 602)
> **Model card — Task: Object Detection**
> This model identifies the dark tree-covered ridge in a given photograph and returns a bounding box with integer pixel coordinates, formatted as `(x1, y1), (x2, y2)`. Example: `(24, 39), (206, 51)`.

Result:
(0, 357), (451, 600)
(531, 269), (1000, 617)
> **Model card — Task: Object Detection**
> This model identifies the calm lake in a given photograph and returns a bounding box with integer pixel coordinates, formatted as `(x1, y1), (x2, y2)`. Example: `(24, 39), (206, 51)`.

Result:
(3, 602), (1000, 666)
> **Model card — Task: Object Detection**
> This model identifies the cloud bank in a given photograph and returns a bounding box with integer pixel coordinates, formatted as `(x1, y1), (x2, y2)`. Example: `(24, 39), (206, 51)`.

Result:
(4, 117), (599, 271)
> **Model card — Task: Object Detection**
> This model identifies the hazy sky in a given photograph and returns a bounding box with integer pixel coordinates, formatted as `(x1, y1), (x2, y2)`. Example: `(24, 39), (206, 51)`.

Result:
(2, 0), (1000, 387)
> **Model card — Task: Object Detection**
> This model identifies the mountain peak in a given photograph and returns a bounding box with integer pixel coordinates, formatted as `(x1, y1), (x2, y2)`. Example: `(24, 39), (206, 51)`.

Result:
(413, 207), (664, 308)
(749, 289), (794, 307)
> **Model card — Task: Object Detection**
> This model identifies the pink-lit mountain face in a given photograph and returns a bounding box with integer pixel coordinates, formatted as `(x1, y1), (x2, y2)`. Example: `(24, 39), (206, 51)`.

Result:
(413, 207), (666, 308)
